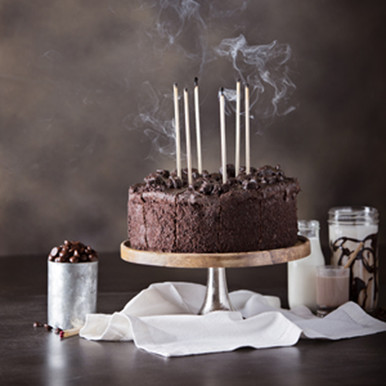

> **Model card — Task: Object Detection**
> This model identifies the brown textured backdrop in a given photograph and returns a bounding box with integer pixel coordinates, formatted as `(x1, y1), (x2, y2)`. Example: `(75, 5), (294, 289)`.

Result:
(1, 0), (385, 256)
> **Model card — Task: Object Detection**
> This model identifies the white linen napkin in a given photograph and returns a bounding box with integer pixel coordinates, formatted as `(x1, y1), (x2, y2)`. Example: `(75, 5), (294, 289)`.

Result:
(80, 282), (386, 357)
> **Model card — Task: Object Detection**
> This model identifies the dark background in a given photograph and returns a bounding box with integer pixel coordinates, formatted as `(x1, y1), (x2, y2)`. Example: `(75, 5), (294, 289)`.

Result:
(1, 0), (385, 256)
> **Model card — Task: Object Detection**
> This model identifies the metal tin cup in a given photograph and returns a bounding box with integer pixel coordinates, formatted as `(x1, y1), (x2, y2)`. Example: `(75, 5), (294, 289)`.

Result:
(48, 261), (98, 329)
(328, 206), (379, 312)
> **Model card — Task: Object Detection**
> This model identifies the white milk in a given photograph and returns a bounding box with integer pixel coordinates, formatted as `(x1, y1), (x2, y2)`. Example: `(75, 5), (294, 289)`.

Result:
(288, 220), (325, 311)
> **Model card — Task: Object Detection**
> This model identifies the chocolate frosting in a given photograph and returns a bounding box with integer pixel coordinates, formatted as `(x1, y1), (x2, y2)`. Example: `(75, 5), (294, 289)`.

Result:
(131, 164), (300, 199)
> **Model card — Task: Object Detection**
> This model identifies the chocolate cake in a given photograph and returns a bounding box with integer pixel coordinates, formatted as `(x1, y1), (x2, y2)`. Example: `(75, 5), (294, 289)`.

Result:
(128, 165), (300, 253)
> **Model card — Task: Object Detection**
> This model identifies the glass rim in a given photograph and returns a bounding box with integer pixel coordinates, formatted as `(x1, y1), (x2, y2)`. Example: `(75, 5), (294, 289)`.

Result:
(317, 265), (348, 270)
(298, 219), (320, 230)
(317, 265), (350, 276)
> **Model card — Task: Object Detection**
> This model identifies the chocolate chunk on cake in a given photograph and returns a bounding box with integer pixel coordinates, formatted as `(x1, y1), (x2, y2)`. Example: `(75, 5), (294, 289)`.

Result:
(128, 165), (300, 253)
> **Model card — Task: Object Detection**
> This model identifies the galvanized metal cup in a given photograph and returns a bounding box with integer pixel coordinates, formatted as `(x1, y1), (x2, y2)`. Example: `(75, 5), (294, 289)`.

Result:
(48, 261), (98, 329)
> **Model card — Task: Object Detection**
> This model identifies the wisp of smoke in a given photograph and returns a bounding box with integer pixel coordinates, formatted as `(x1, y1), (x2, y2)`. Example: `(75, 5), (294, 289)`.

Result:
(131, 1), (296, 158)
(123, 81), (177, 158)
(155, 0), (204, 46)
(215, 34), (296, 118)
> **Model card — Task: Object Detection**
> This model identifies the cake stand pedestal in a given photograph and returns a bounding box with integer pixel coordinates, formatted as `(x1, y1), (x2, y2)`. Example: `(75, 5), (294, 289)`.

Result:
(120, 236), (310, 314)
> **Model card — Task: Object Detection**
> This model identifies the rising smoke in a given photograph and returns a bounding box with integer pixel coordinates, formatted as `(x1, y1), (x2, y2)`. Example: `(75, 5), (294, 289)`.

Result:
(128, 0), (295, 158)
(216, 35), (295, 118)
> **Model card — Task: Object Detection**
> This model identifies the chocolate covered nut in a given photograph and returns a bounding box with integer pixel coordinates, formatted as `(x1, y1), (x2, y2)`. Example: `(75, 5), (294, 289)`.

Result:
(59, 250), (69, 259)
(156, 169), (170, 179)
(49, 247), (59, 257)
(226, 177), (238, 186)
(244, 179), (258, 190)
(221, 184), (230, 193)
(192, 169), (201, 179)
(44, 323), (52, 331)
(199, 181), (214, 195)
(49, 240), (98, 263)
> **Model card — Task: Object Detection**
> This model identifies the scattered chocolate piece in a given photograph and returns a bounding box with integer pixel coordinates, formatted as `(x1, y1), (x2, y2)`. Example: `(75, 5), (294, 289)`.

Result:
(32, 321), (71, 340)
(48, 241), (98, 263)
(44, 323), (53, 331)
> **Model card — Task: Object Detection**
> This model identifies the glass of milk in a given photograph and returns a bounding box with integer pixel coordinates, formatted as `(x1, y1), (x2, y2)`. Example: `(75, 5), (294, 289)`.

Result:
(288, 220), (325, 311)
(328, 206), (379, 312)
(316, 265), (350, 317)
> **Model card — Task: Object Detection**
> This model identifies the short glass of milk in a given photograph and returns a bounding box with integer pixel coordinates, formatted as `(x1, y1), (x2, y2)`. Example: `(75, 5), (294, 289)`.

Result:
(328, 206), (379, 312)
(316, 265), (349, 317)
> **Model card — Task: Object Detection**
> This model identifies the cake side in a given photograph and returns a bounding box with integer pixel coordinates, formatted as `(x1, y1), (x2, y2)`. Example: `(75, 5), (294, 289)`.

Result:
(258, 181), (299, 250)
(127, 165), (300, 253)
(176, 190), (220, 253)
(219, 189), (261, 252)
(142, 190), (180, 252)
(128, 186), (147, 250)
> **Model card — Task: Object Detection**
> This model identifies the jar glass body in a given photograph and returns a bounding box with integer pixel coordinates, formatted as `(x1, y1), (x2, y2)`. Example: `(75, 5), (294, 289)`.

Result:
(328, 206), (379, 312)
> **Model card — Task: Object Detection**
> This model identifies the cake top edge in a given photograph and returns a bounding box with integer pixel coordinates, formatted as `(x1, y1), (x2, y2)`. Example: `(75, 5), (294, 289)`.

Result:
(130, 164), (300, 196)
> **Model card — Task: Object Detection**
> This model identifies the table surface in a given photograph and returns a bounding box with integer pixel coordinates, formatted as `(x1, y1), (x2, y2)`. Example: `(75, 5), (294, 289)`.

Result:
(1, 250), (386, 386)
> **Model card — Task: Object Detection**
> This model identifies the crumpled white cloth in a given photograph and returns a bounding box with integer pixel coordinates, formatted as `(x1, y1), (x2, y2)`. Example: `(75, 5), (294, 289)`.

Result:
(80, 282), (386, 357)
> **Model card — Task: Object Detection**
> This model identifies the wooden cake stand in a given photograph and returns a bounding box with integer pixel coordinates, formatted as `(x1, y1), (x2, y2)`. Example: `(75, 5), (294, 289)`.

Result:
(120, 236), (310, 314)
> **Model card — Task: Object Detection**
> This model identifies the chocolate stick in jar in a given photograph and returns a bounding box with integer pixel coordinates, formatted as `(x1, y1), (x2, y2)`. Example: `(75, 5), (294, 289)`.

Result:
(344, 242), (364, 269)
(183, 88), (193, 186)
(245, 83), (250, 174)
(235, 79), (241, 176)
(194, 77), (202, 174)
(219, 88), (227, 184)
(173, 83), (182, 178)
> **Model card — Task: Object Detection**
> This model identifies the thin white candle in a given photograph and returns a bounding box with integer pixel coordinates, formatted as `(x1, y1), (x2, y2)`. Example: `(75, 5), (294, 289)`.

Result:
(235, 79), (241, 176)
(194, 77), (202, 174)
(183, 88), (193, 185)
(219, 88), (227, 184)
(245, 83), (250, 174)
(173, 83), (181, 178)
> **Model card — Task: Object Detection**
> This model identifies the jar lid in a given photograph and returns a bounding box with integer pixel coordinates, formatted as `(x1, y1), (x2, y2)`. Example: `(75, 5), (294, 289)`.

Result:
(328, 206), (379, 225)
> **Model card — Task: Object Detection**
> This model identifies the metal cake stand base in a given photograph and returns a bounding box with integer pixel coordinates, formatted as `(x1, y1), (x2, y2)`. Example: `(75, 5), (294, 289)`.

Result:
(120, 237), (310, 314)
(199, 268), (233, 314)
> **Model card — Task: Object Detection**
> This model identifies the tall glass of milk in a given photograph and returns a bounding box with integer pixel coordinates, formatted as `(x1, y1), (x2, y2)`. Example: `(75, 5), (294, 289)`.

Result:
(288, 220), (325, 311)
(328, 206), (379, 312)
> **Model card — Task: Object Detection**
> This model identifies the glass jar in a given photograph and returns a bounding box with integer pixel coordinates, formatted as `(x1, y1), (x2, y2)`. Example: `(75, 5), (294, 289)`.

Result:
(328, 206), (379, 312)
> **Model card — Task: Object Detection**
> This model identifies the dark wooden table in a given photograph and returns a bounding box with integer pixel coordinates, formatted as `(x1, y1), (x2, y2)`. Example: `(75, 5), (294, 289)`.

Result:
(1, 251), (385, 386)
